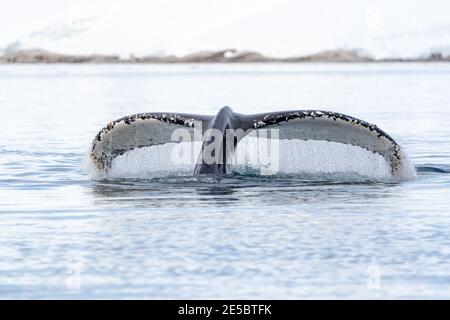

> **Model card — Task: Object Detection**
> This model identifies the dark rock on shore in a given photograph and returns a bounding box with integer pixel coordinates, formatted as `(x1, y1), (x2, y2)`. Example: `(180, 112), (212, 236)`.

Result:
(140, 49), (270, 63)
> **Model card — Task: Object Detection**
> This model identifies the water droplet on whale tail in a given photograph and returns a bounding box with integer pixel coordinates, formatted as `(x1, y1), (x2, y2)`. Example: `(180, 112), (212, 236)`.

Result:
(86, 108), (416, 182)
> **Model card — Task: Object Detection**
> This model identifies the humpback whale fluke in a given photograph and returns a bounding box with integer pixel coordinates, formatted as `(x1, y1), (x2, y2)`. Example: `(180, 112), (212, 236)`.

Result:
(90, 107), (403, 176)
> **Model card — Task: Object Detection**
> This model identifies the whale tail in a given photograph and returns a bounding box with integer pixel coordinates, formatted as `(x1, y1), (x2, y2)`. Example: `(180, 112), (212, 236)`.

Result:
(91, 107), (402, 175)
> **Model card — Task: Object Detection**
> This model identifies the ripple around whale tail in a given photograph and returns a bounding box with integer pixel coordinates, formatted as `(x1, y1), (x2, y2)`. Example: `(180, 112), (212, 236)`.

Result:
(85, 139), (417, 182)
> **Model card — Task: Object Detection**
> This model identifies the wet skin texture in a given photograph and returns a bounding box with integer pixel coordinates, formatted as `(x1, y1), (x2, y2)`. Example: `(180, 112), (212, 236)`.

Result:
(194, 106), (242, 175)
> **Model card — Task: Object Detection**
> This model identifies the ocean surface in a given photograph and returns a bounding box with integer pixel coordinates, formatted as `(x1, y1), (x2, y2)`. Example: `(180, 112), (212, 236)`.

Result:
(0, 63), (449, 299)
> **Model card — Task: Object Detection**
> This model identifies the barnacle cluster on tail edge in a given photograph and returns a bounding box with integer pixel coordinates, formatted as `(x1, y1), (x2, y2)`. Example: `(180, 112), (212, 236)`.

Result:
(253, 110), (402, 174)
(90, 113), (197, 170)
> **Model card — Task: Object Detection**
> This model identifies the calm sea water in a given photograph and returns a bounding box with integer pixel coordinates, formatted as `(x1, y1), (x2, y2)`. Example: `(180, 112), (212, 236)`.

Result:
(0, 63), (449, 299)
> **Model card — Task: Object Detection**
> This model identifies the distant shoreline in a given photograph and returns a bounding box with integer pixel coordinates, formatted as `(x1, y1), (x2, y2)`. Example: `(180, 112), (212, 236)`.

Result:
(1, 48), (449, 64)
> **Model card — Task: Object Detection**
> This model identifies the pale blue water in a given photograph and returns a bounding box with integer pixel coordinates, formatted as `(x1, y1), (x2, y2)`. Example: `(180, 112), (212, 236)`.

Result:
(0, 63), (449, 299)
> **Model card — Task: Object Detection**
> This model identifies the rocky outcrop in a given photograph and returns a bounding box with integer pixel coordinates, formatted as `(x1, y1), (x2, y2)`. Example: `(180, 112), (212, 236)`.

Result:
(289, 49), (373, 62)
(426, 52), (450, 61)
(140, 49), (270, 63)
(122, 49), (372, 63)
(0, 49), (120, 63)
(1, 48), (450, 63)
